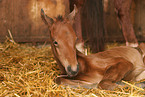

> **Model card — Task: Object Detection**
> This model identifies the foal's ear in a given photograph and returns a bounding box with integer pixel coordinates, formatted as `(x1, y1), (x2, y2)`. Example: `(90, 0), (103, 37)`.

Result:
(67, 5), (78, 24)
(41, 9), (54, 27)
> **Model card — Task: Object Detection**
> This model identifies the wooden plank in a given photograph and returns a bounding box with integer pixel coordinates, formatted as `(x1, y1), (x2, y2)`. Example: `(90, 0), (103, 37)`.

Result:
(0, 0), (145, 43)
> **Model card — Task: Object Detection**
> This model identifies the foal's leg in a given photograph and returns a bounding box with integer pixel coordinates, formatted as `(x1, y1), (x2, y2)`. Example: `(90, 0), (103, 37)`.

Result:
(55, 75), (96, 88)
(134, 70), (145, 88)
(135, 70), (145, 82)
(98, 58), (133, 90)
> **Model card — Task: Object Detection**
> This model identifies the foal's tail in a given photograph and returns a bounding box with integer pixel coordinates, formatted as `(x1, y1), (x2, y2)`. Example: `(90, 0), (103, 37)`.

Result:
(138, 43), (145, 63)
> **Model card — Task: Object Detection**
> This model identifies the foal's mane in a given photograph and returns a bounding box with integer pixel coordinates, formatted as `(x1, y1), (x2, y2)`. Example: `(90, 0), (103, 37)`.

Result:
(56, 15), (64, 22)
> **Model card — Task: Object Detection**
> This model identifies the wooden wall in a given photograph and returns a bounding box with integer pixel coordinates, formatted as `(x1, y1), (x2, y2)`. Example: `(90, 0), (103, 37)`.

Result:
(0, 0), (145, 43)
(0, 0), (69, 43)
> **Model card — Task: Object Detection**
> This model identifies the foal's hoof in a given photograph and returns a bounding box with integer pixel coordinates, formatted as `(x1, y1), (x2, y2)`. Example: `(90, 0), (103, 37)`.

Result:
(54, 75), (68, 85)
(135, 81), (145, 88)
(55, 77), (61, 85)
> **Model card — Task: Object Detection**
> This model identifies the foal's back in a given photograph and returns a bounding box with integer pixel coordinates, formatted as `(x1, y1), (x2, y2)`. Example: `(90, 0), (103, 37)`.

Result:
(86, 46), (145, 81)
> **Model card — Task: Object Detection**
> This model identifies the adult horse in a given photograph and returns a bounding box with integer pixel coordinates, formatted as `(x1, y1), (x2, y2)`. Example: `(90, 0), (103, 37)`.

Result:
(41, 6), (145, 90)
(69, 0), (105, 53)
(69, 0), (138, 53)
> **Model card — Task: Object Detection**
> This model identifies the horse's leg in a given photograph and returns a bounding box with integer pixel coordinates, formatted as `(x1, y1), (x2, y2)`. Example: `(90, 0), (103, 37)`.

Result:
(98, 80), (118, 90)
(55, 75), (97, 88)
(98, 58), (133, 90)
(74, 8), (85, 54)
(134, 70), (145, 88)
(55, 72), (104, 89)
(114, 0), (138, 47)
(135, 70), (145, 82)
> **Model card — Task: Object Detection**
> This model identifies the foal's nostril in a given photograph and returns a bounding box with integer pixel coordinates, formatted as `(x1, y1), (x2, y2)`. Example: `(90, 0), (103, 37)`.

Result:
(67, 65), (72, 73)
(67, 64), (79, 76)
(71, 70), (78, 75)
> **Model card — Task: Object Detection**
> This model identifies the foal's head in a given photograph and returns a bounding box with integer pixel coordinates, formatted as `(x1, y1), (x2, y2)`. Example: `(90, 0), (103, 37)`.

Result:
(41, 6), (79, 77)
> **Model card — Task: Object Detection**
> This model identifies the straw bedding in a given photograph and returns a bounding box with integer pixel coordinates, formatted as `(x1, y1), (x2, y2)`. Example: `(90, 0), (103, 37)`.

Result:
(0, 39), (145, 97)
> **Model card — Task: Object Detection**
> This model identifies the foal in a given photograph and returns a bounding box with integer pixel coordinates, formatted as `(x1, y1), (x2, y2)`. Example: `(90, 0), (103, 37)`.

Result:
(41, 7), (145, 90)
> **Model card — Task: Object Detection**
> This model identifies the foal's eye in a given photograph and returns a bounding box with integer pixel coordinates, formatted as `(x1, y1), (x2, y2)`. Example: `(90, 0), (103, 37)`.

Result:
(53, 41), (58, 47)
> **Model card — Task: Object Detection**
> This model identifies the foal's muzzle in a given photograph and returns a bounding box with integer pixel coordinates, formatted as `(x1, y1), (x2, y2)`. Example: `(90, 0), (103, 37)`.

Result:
(67, 64), (79, 77)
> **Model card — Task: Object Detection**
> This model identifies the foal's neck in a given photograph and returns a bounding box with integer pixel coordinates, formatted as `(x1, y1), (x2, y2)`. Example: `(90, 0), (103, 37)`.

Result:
(76, 50), (90, 73)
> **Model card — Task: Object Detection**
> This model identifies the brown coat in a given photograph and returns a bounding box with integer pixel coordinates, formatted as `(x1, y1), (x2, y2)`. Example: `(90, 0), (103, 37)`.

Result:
(56, 46), (145, 90)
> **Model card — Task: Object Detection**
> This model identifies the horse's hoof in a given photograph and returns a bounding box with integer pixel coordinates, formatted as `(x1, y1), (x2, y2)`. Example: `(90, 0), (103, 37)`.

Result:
(54, 75), (68, 85)
(55, 77), (61, 85)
